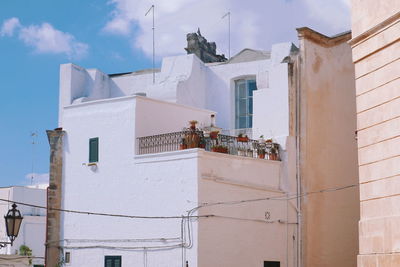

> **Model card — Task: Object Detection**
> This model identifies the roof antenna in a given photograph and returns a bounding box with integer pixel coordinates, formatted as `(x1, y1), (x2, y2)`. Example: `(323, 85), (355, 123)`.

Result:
(30, 131), (38, 185)
(222, 11), (231, 59)
(145, 4), (155, 84)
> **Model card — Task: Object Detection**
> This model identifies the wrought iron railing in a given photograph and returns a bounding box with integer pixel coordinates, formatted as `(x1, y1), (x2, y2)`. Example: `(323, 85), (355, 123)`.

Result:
(136, 130), (280, 160)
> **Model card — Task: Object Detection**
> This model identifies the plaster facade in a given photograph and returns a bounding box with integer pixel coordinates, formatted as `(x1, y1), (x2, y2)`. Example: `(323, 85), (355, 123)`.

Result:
(0, 186), (46, 266)
(349, 2), (400, 266)
(295, 28), (359, 267)
(53, 28), (359, 267)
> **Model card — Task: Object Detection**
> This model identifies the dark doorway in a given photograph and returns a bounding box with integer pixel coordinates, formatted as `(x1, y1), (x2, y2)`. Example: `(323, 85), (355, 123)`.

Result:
(264, 261), (280, 267)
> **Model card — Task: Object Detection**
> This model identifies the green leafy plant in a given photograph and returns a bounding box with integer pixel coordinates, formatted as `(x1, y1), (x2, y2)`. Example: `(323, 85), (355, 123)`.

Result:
(19, 245), (32, 265)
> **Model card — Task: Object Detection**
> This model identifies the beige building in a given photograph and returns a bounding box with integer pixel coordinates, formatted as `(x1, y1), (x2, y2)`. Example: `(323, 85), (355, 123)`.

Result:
(349, 2), (400, 267)
(294, 28), (359, 267)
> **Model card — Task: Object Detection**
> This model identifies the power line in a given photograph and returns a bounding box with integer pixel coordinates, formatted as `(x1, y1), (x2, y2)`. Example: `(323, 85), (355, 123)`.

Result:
(189, 183), (359, 211)
(0, 182), (358, 220)
(0, 198), (211, 220)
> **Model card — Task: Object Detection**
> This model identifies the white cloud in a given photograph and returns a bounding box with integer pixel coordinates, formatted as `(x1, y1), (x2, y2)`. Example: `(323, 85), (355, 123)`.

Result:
(103, 0), (350, 59)
(1, 18), (88, 59)
(0, 17), (21, 37)
(25, 172), (49, 185)
(19, 23), (88, 59)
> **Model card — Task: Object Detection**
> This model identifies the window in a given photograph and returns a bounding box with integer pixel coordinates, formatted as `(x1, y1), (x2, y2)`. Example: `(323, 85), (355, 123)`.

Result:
(235, 78), (257, 129)
(89, 137), (99, 163)
(65, 252), (71, 263)
(105, 256), (121, 267)
(264, 261), (280, 267)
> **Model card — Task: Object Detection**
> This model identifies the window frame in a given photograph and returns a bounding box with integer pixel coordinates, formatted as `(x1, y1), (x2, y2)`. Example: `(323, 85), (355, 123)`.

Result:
(89, 137), (99, 163)
(104, 255), (121, 267)
(234, 78), (257, 129)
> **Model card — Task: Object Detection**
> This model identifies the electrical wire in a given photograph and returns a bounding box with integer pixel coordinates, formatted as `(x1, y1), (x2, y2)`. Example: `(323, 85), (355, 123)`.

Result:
(0, 183), (358, 220)
(191, 183), (358, 210)
(0, 198), (212, 220)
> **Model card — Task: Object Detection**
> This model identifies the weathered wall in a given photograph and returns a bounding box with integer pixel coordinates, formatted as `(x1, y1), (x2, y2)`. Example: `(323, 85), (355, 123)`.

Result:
(297, 29), (359, 267)
(197, 152), (296, 267)
(0, 255), (30, 266)
(350, 3), (400, 266)
(46, 129), (65, 267)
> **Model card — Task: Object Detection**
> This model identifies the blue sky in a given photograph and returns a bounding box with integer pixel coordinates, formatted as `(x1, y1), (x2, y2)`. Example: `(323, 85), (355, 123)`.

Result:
(0, 0), (350, 187)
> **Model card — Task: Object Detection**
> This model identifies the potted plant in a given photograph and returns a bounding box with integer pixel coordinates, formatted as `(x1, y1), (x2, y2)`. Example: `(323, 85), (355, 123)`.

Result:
(210, 130), (219, 139)
(179, 138), (187, 150)
(189, 120), (198, 130)
(269, 143), (279, 160)
(186, 132), (200, 148)
(198, 137), (206, 149)
(257, 147), (266, 159)
(237, 133), (249, 142)
(212, 145), (228, 154)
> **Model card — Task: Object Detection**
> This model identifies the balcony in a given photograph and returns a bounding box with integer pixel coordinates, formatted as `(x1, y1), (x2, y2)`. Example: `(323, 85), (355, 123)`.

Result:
(136, 130), (280, 160)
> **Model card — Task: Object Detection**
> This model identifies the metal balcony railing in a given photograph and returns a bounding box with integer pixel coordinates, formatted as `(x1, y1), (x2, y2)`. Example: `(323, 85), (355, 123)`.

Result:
(136, 130), (280, 160)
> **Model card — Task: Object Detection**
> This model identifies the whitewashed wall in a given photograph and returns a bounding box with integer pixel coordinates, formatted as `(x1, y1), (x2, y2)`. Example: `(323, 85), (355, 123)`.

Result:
(59, 44), (293, 141)
(61, 96), (218, 267)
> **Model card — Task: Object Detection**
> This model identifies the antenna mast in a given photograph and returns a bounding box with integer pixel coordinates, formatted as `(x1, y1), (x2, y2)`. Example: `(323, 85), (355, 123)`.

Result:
(30, 132), (37, 185)
(145, 4), (155, 84)
(222, 12), (231, 59)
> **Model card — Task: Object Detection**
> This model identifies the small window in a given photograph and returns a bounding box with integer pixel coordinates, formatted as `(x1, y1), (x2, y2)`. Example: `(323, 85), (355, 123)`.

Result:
(65, 252), (71, 263)
(105, 256), (121, 267)
(89, 137), (99, 163)
(264, 261), (280, 267)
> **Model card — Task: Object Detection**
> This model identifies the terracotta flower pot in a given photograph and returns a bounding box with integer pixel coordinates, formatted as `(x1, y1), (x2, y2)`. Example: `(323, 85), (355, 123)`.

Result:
(210, 131), (219, 139)
(237, 136), (249, 142)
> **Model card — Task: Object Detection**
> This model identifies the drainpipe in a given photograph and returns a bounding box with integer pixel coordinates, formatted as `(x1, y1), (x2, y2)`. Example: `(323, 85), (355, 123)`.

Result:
(295, 51), (302, 267)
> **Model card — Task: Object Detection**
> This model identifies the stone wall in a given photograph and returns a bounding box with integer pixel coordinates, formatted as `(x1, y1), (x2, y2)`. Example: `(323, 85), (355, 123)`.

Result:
(350, 4), (400, 266)
(45, 129), (65, 267)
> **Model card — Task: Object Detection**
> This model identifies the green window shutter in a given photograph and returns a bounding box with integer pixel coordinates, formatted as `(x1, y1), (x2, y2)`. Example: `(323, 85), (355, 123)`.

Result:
(89, 137), (99, 163)
(105, 256), (121, 267)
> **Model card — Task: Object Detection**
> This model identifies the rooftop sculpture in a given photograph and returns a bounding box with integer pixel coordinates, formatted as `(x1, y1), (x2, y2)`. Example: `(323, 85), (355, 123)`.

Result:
(185, 28), (227, 63)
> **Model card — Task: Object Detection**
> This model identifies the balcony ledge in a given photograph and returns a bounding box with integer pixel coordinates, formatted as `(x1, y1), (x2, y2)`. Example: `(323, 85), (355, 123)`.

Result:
(134, 148), (282, 165)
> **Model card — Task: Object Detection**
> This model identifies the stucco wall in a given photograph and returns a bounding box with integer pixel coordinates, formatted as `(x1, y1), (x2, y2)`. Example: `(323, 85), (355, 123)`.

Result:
(298, 33), (359, 267)
(349, 4), (400, 266)
(197, 151), (296, 267)
(61, 97), (218, 266)
(351, 0), (400, 37)
(135, 96), (213, 138)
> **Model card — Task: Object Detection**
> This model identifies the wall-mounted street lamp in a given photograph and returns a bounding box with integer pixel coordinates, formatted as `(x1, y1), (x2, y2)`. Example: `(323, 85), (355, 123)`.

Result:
(1, 203), (23, 248)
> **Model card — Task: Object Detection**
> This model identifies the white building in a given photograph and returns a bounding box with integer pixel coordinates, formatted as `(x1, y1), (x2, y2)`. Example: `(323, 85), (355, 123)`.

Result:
(51, 28), (359, 267)
(0, 186), (46, 267)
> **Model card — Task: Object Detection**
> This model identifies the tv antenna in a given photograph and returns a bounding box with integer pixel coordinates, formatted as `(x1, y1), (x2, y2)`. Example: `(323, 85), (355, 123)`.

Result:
(145, 4), (155, 84)
(222, 11), (231, 59)
(30, 132), (38, 185)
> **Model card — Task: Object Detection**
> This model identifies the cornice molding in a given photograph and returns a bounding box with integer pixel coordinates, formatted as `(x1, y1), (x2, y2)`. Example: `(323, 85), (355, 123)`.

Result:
(349, 11), (400, 47)
(297, 27), (351, 48)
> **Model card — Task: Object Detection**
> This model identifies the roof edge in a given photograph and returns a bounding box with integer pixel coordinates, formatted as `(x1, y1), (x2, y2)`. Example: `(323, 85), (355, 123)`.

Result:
(297, 27), (352, 47)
